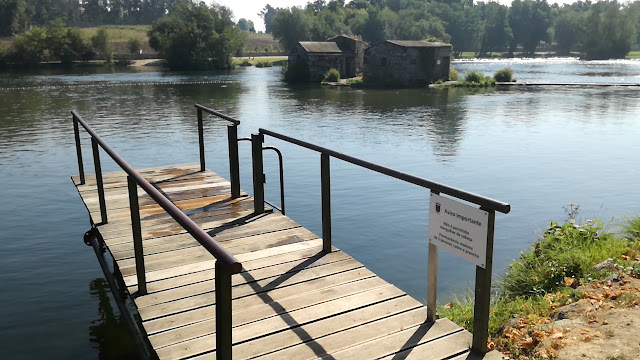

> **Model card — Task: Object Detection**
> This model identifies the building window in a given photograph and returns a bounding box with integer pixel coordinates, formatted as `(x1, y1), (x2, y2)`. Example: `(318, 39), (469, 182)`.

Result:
(381, 58), (387, 66)
(437, 59), (441, 65)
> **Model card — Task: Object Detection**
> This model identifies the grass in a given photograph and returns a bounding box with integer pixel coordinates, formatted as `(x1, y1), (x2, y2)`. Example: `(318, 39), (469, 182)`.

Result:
(77, 25), (151, 42)
(626, 51), (640, 59)
(438, 215), (640, 358)
(456, 70), (495, 87)
(231, 57), (287, 66)
(493, 67), (514, 82)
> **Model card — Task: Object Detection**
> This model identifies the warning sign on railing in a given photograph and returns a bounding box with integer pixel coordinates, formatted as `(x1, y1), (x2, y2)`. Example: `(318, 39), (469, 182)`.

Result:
(428, 193), (489, 268)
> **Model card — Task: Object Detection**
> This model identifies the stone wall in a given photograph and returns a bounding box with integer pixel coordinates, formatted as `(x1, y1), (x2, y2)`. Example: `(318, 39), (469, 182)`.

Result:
(363, 42), (451, 87)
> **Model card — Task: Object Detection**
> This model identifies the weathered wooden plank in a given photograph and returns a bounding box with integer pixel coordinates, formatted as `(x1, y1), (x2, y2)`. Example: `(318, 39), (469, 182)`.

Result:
(137, 256), (360, 320)
(142, 266), (375, 337)
(154, 284), (405, 360)
(148, 275), (387, 349)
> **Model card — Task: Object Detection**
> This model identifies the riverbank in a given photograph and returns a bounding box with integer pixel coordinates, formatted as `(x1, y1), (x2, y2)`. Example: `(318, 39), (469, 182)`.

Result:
(440, 215), (640, 359)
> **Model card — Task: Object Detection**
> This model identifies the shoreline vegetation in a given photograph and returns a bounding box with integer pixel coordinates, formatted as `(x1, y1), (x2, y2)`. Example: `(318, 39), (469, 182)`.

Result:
(438, 209), (640, 359)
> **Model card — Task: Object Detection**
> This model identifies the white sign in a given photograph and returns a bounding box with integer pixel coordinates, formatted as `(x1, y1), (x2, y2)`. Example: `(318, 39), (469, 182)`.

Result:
(428, 193), (489, 268)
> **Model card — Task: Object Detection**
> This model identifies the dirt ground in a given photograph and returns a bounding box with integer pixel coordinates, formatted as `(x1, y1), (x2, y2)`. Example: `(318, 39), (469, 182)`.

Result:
(539, 276), (640, 360)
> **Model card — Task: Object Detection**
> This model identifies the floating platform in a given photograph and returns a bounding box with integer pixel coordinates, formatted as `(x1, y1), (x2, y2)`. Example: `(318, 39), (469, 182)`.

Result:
(72, 163), (505, 360)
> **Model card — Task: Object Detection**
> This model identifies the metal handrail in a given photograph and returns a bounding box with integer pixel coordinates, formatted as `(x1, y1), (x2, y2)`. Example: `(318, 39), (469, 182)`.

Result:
(195, 104), (241, 125)
(254, 127), (510, 354)
(72, 111), (242, 273)
(258, 128), (510, 214)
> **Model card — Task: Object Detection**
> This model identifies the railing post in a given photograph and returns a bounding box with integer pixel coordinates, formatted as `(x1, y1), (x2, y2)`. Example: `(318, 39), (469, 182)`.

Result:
(251, 133), (265, 214)
(215, 261), (233, 360)
(472, 208), (496, 353)
(197, 107), (205, 172)
(73, 114), (85, 185)
(91, 137), (108, 224)
(228, 125), (240, 198)
(128, 175), (147, 295)
(321, 153), (331, 253)
(427, 190), (440, 322)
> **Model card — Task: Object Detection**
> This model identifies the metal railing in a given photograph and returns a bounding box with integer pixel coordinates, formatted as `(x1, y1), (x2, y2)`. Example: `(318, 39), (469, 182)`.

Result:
(195, 103), (241, 198)
(252, 128), (511, 354)
(72, 110), (241, 360)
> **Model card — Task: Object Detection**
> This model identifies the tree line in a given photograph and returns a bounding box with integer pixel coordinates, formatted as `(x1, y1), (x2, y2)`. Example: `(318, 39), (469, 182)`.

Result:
(0, 0), (183, 36)
(260, 0), (640, 60)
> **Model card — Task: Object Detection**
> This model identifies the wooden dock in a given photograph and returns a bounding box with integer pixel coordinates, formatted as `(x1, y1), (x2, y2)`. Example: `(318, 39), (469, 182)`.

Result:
(72, 163), (505, 360)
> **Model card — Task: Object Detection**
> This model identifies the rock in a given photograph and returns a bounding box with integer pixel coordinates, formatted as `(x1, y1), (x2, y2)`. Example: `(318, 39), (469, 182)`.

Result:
(593, 258), (615, 272)
(605, 274), (623, 282)
(556, 302), (580, 320)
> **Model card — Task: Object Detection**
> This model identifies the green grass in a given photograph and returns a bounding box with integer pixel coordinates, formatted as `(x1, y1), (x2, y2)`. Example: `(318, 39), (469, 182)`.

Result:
(77, 25), (151, 42)
(493, 67), (514, 82)
(231, 57), (287, 66)
(626, 51), (640, 59)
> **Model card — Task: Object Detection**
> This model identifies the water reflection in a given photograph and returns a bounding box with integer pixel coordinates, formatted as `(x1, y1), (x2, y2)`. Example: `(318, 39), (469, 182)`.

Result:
(88, 279), (137, 360)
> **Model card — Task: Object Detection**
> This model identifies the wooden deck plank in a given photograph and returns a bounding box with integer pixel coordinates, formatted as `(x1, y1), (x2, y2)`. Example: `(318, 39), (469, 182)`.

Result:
(72, 164), (486, 360)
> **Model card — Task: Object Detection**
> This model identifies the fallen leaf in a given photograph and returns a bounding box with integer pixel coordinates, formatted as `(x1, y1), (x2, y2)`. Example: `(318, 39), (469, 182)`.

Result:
(443, 301), (453, 309)
(621, 255), (630, 260)
(564, 277), (578, 288)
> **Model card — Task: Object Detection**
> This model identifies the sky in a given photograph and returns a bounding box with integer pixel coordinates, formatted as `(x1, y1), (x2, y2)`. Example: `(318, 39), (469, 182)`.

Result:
(209, 0), (579, 33)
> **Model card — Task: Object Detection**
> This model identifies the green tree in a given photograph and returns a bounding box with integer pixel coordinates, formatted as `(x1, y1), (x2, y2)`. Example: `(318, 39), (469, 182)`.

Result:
(0, 0), (29, 36)
(509, 0), (552, 55)
(148, 0), (245, 70)
(258, 4), (279, 33)
(553, 11), (578, 55)
(237, 18), (255, 32)
(47, 19), (92, 64)
(91, 27), (113, 62)
(127, 38), (142, 53)
(271, 7), (312, 51)
(10, 26), (47, 64)
(478, 1), (512, 55)
(579, 1), (635, 59)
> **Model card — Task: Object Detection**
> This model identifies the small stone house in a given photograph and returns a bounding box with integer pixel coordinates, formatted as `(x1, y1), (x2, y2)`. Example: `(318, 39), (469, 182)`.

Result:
(288, 35), (368, 81)
(363, 40), (452, 87)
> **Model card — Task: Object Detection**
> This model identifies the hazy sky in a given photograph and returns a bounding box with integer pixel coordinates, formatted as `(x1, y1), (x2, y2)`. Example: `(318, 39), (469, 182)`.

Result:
(209, 0), (578, 32)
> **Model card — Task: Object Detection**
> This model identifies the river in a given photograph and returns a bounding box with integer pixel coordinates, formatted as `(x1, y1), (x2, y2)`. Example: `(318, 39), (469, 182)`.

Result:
(1, 58), (639, 359)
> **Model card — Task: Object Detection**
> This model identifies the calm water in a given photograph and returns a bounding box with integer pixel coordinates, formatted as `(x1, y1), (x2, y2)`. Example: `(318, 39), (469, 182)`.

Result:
(1, 59), (639, 359)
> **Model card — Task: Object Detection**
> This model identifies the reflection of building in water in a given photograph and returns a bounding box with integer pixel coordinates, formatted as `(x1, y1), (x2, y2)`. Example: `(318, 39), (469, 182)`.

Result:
(88, 278), (137, 360)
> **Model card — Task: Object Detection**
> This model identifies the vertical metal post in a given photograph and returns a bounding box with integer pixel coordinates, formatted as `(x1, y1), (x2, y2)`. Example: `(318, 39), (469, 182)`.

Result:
(198, 108), (205, 172)
(251, 133), (265, 214)
(472, 208), (496, 353)
(227, 125), (240, 198)
(215, 261), (233, 360)
(128, 176), (147, 295)
(321, 153), (331, 253)
(91, 137), (108, 224)
(427, 242), (439, 322)
(427, 190), (439, 323)
(73, 115), (85, 185)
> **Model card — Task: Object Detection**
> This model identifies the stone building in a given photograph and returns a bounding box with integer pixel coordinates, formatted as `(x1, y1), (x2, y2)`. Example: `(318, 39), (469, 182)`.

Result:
(363, 40), (452, 87)
(288, 35), (368, 81)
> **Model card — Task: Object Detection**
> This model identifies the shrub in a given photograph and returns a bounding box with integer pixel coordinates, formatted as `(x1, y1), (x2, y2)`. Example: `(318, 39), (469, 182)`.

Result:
(239, 59), (252, 66)
(323, 68), (340, 82)
(346, 78), (364, 87)
(493, 67), (514, 82)
(255, 60), (272, 68)
(464, 70), (484, 83)
(449, 68), (459, 81)
(283, 60), (310, 83)
(127, 38), (142, 54)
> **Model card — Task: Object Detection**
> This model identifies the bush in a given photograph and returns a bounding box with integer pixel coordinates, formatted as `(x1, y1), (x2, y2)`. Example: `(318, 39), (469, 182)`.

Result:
(323, 68), (340, 82)
(346, 78), (364, 87)
(283, 60), (310, 83)
(464, 70), (484, 83)
(493, 67), (514, 82)
(91, 28), (113, 62)
(239, 59), (252, 66)
(127, 38), (142, 54)
(255, 60), (272, 68)
(449, 68), (459, 81)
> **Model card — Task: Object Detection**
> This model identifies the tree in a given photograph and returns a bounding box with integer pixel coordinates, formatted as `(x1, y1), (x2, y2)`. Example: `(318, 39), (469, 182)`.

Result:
(148, 1), (245, 70)
(478, 1), (512, 55)
(579, 1), (635, 59)
(258, 4), (279, 33)
(271, 7), (312, 51)
(47, 19), (92, 63)
(553, 11), (578, 55)
(91, 27), (113, 62)
(0, 0), (29, 36)
(127, 38), (142, 53)
(237, 18), (255, 32)
(10, 26), (47, 64)
(509, 0), (552, 55)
